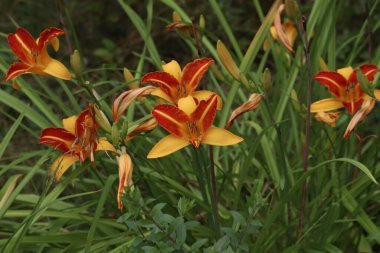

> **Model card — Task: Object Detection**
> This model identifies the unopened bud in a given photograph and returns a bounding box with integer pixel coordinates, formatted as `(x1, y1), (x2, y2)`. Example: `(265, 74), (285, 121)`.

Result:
(199, 14), (206, 30)
(217, 40), (243, 82)
(262, 68), (272, 92)
(285, 0), (299, 20)
(111, 124), (120, 146)
(123, 68), (138, 89)
(70, 50), (83, 77)
(94, 105), (111, 133)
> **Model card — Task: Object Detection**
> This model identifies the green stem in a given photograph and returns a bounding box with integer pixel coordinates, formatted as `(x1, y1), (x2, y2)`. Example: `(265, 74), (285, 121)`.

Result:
(208, 146), (221, 237)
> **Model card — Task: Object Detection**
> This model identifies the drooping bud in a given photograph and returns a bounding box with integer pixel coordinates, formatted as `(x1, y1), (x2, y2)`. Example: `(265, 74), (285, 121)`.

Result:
(117, 147), (133, 210)
(70, 50), (83, 77)
(285, 0), (299, 20)
(93, 105), (112, 133)
(123, 68), (138, 89)
(226, 93), (261, 129)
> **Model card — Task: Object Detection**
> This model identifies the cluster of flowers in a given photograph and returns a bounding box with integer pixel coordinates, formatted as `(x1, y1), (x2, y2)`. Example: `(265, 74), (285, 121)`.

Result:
(3, 11), (379, 209)
(4, 27), (243, 210)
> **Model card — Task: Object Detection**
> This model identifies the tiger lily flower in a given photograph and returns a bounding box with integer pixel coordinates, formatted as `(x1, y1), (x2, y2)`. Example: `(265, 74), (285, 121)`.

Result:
(148, 94), (243, 158)
(141, 58), (221, 108)
(4, 27), (71, 82)
(311, 65), (380, 115)
(39, 104), (116, 180)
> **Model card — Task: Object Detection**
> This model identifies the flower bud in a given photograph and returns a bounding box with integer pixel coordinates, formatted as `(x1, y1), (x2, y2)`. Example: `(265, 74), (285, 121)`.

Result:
(123, 68), (138, 89)
(285, 0), (299, 20)
(199, 14), (206, 30)
(262, 68), (272, 92)
(93, 105), (112, 133)
(111, 124), (120, 146)
(70, 49), (83, 77)
(217, 40), (244, 82)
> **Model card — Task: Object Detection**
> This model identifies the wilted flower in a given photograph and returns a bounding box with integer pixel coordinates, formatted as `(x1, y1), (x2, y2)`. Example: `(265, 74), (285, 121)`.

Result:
(117, 148), (133, 210)
(344, 99), (375, 138)
(226, 93), (262, 129)
(112, 86), (155, 123)
(148, 94), (243, 158)
(5, 27), (71, 81)
(263, 4), (297, 54)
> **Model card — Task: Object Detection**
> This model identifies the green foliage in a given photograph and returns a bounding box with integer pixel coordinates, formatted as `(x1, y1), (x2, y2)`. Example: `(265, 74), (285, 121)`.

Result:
(1, 0), (380, 252)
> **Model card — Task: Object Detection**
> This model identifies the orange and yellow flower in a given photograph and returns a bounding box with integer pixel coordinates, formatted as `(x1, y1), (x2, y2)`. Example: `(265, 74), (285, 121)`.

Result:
(39, 104), (115, 180)
(141, 58), (221, 107)
(148, 94), (243, 158)
(311, 65), (379, 115)
(5, 27), (71, 81)
(117, 149), (133, 210)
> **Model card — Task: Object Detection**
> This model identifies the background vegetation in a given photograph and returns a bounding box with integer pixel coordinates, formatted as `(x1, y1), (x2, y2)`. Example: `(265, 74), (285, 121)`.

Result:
(0, 0), (380, 252)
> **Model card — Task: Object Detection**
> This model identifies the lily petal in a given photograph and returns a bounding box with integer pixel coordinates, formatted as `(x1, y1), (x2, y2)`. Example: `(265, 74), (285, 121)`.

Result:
(147, 134), (190, 158)
(4, 62), (33, 81)
(314, 71), (347, 97)
(192, 94), (218, 133)
(96, 137), (117, 153)
(201, 127), (243, 146)
(151, 87), (174, 103)
(152, 104), (189, 137)
(43, 58), (71, 80)
(141, 72), (179, 100)
(39, 127), (75, 153)
(63, 116), (77, 135)
(193, 90), (223, 109)
(178, 96), (197, 116)
(37, 27), (64, 53)
(162, 60), (182, 82)
(349, 64), (379, 83)
(337, 66), (353, 81)
(50, 154), (79, 181)
(310, 98), (344, 113)
(7, 27), (38, 64)
(181, 58), (214, 92)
